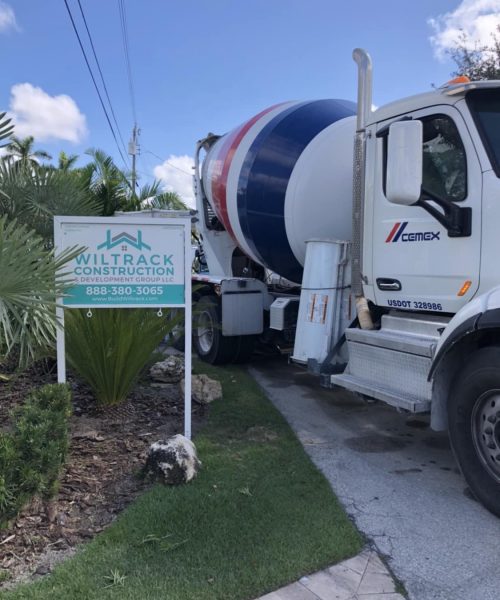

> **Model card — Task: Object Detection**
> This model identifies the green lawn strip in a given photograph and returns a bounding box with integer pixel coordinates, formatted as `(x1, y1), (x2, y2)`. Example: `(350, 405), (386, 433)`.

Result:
(1, 362), (362, 600)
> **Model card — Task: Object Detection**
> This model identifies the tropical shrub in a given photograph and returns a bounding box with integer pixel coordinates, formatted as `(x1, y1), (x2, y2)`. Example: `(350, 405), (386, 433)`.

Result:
(0, 164), (101, 244)
(0, 383), (72, 528)
(65, 308), (182, 406)
(0, 216), (83, 369)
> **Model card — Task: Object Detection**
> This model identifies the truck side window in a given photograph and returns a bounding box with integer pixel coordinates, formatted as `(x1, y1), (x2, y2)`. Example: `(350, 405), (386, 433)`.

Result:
(421, 115), (467, 202)
(381, 114), (467, 202)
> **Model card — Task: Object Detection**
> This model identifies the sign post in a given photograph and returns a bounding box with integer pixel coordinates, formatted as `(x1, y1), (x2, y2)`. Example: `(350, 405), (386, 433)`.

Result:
(54, 215), (193, 438)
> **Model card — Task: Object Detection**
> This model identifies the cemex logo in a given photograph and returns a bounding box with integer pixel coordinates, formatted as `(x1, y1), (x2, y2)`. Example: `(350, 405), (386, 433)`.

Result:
(97, 230), (152, 251)
(385, 222), (440, 243)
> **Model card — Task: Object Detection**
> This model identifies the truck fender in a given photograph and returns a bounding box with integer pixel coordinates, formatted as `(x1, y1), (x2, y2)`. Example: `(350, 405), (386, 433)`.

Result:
(428, 286), (500, 430)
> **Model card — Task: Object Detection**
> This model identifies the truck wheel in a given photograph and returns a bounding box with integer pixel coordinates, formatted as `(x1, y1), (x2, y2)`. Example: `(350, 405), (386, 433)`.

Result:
(448, 347), (500, 517)
(193, 296), (238, 364)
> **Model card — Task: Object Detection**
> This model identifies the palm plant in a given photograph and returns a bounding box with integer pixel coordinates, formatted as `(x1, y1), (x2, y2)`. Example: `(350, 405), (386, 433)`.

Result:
(122, 180), (188, 212)
(80, 148), (130, 216)
(2, 135), (52, 169)
(0, 164), (101, 244)
(146, 189), (188, 210)
(0, 216), (82, 368)
(65, 308), (182, 406)
(57, 151), (79, 171)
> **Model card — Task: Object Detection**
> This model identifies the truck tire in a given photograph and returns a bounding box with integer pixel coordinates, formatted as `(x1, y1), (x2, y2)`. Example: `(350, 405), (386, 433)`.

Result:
(193, 296), (238, 364)
(448, 347), (500, 517)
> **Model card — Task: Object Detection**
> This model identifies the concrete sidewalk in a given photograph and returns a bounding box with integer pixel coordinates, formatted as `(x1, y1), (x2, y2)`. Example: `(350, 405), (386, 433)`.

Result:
(257, 549), (404, 600)
(249, 357), (500, 600)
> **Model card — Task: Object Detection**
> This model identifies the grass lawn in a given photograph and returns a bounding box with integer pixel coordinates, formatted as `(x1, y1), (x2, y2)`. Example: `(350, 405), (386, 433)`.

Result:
(1, 361), (362, 600)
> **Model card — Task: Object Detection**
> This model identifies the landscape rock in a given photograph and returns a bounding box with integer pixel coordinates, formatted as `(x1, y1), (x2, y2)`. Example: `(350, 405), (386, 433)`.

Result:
(142, 435), (201, 485)
(149, 355), (185, 383)
(181, 374), (222, 404)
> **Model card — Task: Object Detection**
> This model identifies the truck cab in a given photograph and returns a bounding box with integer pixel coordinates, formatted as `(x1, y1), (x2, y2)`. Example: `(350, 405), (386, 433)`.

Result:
(364, 83), (500, 314)
(332, 72), (500, 518)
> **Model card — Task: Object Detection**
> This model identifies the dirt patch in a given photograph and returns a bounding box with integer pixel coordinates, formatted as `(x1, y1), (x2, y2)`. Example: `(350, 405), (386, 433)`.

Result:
(0, 360), (206, 589)
(246, 425), (278, 442)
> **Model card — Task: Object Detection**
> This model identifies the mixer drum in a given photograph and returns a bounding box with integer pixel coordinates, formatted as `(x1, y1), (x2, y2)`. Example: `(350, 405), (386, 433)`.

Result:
(202, 99), (356, 283)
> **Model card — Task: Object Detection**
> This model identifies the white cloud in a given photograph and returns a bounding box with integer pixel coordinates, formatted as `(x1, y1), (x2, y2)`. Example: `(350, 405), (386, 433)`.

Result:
(0, 2), (17, 33)
(8, 83), (87, 143)
(153, 155), (195, 208)
(429, 0), (500, 60)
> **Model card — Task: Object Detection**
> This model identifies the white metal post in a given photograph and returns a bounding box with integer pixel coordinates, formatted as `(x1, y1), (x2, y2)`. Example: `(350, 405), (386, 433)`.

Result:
(56, 304), (66, 383)
(184, 218), (192, 439)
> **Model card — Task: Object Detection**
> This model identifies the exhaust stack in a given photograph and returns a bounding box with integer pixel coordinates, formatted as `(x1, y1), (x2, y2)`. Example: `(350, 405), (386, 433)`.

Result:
(351, 48), (374, 329)
(353, 48), (373, 131)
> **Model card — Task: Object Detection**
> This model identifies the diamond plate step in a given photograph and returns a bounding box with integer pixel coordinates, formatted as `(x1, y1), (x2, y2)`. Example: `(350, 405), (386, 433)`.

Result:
(330, 373), (431, 412)
(382, 312), (450, 337)
(345, 328), (436, 357)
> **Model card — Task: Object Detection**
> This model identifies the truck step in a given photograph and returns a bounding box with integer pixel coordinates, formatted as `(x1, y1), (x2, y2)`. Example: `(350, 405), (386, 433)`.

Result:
(341, 312), (445, 403)
(382, 311), (450, 338)
(345, 311), (448, 358)
(345, 327), (436, 357)
(330, 373), (431, 413)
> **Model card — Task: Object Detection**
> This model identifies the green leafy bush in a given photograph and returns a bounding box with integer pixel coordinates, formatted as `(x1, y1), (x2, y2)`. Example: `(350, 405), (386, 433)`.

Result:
(0, 216), (83, 370)
(0, 383), (72, 528)
(65, 308), (182, 406)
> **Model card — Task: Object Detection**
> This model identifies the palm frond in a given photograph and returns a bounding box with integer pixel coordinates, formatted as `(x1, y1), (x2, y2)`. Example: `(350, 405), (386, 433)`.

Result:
(66, 309), (183, 405)
(0, 166), (101, 242)
(0, 112), (14, 146)
(0, 216), (84, 368)
(149, 190), (188, 210)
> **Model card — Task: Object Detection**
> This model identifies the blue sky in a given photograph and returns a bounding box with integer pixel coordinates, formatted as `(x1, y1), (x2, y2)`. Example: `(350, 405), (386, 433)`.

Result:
(1, 0), (499, 205)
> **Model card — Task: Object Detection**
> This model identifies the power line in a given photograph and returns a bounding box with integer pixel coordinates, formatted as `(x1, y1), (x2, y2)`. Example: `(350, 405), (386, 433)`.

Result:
(76, 0), (129, 160)
(118, 0), (137, 124)
(63, 0), (129, 169)
(144, 149), (193, 176)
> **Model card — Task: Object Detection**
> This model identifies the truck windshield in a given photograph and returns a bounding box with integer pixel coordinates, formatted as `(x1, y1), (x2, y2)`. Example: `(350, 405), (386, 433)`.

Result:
(467, 89), (500, 177)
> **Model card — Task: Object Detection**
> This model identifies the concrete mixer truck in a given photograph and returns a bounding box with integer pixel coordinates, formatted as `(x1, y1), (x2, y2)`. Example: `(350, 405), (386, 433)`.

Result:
(191, 48), (500, 516)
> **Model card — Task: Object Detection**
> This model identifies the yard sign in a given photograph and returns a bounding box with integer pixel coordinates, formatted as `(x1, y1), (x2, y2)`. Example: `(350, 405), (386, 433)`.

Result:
(54, 215), (193, 438)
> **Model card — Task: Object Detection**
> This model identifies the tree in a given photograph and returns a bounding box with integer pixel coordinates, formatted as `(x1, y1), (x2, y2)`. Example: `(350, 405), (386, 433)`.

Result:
(2, 135), (52, 169)
(80, 148), (130, 216)
(149, 190), (188, 210)
(0, 163), (101, 243)
(80, 148), (188, 215)
(122, 181), (188, 212)
(57, 151), (79, 171)
(449, 27), (500, 81)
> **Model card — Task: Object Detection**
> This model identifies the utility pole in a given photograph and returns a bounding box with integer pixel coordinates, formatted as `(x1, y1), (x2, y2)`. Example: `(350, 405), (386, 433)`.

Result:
(128, 124), (140, 194)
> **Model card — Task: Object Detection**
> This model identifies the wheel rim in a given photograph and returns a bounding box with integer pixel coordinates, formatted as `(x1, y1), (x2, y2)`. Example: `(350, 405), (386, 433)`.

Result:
(197, 309), (214, 354)
(472, 391), (500, 482)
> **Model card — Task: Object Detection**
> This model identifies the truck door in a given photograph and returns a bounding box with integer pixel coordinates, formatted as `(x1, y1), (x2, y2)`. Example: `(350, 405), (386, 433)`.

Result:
(370, 105), (481, 314)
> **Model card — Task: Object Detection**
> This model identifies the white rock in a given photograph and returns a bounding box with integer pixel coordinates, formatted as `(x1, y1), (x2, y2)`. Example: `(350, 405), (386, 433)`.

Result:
(180, 374), (222, 404)
(149, 355), (185, 383)
(143, 435), (201, 485)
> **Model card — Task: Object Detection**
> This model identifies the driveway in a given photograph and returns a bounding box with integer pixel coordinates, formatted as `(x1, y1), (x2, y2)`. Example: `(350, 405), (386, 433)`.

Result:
(249, 357), (500, 600)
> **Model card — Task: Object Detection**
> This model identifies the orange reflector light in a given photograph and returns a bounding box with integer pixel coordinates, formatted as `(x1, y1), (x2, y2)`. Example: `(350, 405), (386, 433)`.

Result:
(458, 280), (472, 296)
(448, 75), (471, 85)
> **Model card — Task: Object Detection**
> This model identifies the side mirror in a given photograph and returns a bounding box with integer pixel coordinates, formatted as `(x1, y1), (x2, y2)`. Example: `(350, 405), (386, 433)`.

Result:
(386, 120), (423, 206)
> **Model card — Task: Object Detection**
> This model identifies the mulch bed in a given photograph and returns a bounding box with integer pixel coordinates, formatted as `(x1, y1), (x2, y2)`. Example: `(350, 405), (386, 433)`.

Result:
(0, 357), (205, 588)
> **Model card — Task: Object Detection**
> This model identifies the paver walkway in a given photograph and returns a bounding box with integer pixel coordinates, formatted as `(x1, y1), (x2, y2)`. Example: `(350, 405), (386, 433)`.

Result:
(256, 549), (405, 600)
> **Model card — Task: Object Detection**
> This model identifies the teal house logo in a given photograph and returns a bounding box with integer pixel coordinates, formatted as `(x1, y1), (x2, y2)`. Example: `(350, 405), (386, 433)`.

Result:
(97, 229), (151, 251)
